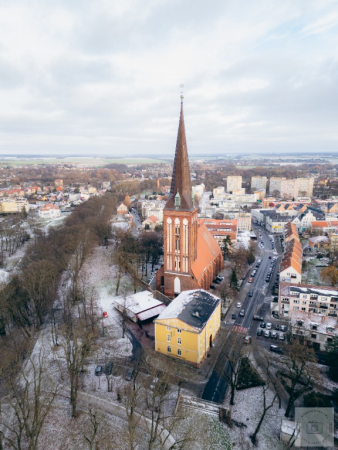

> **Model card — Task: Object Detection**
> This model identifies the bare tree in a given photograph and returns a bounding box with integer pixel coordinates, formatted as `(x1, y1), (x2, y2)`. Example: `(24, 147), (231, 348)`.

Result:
(0, 350), (59, 450)
(278, 340), (316, 417)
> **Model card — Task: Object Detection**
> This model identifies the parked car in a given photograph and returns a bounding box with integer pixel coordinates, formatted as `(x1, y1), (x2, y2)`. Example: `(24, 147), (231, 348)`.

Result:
(275, 324), (280, 330)
(216, 276), (224, 282)
(266, 323), (272, 330)
(271, 331), (278, 339)
(125, 368), (135, 381)
(253, 315), (264, 321)
(95, 365), (103, 376)
(244, 336), (252, 344)
(257, 328), (263, 336)
(239, 309), (245, 317)
(264, 330), (271, 338)
(270, 345), (284, 354)
(231, 313), (237, 320)
(248, 278), (253, 283)
(280, 325), (287, 332)
(248, 290), (253, 297)
(209, 285), (216, 290)
(279, 333), (285, 341)
(265, 277), (270, 282)
(260, 322), (266, 328)
(236, 302), (242, 308)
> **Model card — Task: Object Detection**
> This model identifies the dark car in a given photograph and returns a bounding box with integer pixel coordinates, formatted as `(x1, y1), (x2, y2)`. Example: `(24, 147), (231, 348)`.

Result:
(95, 365), (103, 376)
(275, 324), (280, 330)
(216, 276), (224, 282)
(253, 315), (264, 321)
(260, 322), (266, 328)
(125, 368), (135, 381)
(269, 256), (272, 259)
(209, 285), (216, 290)
(270, 345), (284, 354)
(257, 328), (263, 336)
(248, 290), (254, 297)
(104, 362), (113, 375)
(265, 277), (270, 282)
(231, 313), (236, 320)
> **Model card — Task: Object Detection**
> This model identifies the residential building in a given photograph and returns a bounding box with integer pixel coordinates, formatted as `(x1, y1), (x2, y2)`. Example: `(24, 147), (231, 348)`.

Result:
(199, 218), (237, 247)
(142, 215), (161, 229)
(279, 223), (302, 283)
(54, 179), (63, 187)
(269, 177), (285, 196)
(154, 289), (221, 367)
(117, 202), (129, 215)
(0, 197), (30, 214)
(310, 220), (338, 234)
(192, 183), (205, 201)
(227, 176), (242, 193)
(308, 236), (330, 253)
(329, 234), (338, 253)
(251, 176), (267, 191)
(213, 187), (225, 199)
(38, 204), (61, 219)
(297, 178), (314, 197)
(279, 282), (338, 318)
(290, 310), (337, 351)
(237, 213), (251, 232)
(156, 100), (223, 297)
(292, 207), (325, 233)
(280, 179), (298, 200)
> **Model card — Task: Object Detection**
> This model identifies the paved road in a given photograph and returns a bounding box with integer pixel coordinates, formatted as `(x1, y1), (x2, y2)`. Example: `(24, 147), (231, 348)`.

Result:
(202, 225), (284, 404)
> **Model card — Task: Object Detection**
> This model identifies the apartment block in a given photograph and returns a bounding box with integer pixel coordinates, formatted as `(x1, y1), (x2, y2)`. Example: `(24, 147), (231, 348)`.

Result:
(297, 178), (314, 197)
(227, 176), (242, 193)
(269, 177), (286, 196)
(279, 282), (338, 321)
(251, 176), (267, 191)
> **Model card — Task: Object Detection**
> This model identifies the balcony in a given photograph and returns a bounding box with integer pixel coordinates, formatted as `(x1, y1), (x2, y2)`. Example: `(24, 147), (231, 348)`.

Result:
(309, 301), (317, 306)
(281, 299), (289, 304)
(310, 296), (318, 300)
(319, 304), (328, 309)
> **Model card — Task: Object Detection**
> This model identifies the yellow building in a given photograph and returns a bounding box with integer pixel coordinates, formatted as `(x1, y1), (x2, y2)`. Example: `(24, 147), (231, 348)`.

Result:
(0, 197), (30, 214)
(154, 290), (221, 367)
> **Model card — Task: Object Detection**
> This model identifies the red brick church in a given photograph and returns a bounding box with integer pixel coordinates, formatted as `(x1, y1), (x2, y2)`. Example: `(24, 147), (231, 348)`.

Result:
(156, 99), (224, 297)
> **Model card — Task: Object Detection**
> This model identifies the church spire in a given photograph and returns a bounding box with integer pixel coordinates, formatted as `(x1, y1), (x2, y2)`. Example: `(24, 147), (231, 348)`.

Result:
(165, 99), (194, 211)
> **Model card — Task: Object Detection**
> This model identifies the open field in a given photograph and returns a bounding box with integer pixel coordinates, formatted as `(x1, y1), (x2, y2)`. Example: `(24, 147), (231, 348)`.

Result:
(0, 157), (169, 166)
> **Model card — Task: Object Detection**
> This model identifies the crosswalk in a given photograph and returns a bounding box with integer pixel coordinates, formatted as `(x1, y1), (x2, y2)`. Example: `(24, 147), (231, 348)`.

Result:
(232, 325), (248, 335)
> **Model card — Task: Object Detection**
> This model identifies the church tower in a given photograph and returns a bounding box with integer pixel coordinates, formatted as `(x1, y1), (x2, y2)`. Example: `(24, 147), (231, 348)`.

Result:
(161, 98), (199, 297)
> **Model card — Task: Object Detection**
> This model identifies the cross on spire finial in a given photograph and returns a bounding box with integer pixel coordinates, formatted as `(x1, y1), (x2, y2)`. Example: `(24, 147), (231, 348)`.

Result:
(180, 84), (184, 103)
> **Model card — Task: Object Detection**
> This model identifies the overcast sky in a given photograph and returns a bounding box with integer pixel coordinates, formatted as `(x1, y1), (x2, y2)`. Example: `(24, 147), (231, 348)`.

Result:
(0, 0), (338, 157)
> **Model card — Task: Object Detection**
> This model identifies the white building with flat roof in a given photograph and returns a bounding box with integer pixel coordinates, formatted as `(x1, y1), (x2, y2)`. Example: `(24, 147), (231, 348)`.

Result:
(227, 176), (242, 193)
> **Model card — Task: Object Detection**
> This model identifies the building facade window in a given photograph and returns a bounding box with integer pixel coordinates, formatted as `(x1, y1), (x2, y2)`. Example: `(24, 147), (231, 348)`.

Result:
(177, 328), (182, 333)
(167, 346), (171, 353)
(177, 338), (181, 345)
(167, 326), (171, 331)
(311, 334), (317, 339)
(167, 335), (171, 342)
(177, 349), (181, 356)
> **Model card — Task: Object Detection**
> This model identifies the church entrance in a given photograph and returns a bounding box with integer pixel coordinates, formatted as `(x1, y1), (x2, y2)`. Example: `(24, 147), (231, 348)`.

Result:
(174, 277), (181, 295)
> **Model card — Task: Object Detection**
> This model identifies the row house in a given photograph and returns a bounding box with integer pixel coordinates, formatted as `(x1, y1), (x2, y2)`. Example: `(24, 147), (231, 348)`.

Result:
(279, 223), (302, 283)
(279, 283), (338, 319)
(292, 207), (325, 233)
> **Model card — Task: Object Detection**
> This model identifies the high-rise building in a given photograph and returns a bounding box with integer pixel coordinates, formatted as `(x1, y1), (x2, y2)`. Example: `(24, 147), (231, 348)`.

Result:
(297, 178), (314, 197)
(251, 176), (267, 191)
(156, 100), (223, 297)
(227, 176), (242, 193)
(269, 177), (286, 196)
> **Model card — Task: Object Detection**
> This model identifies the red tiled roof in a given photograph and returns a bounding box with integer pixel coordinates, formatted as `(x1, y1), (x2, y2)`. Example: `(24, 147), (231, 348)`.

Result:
(192, 224), (222, 281)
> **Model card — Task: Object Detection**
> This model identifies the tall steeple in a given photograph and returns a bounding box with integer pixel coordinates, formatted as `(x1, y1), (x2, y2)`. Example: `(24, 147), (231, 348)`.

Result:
(165, 98), (194, 211)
